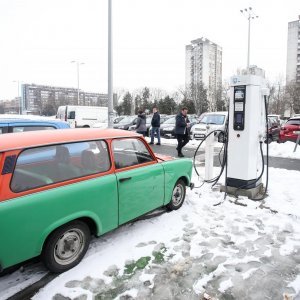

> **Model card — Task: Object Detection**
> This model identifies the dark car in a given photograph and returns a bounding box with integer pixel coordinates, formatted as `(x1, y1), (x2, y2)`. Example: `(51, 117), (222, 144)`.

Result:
(280, 117), (300, 143)
(266, 117), (280, 143)
(113, 116), (137, 130)
(160, 116), (199, 138)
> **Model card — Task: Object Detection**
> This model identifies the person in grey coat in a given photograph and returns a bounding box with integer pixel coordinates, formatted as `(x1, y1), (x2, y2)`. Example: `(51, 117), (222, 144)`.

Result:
(135, 110), (147, 136)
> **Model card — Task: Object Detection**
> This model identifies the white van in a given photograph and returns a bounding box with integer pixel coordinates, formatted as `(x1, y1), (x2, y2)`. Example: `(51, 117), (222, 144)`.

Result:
(190, 111), (228, 141)
(57, 106), (108, 128)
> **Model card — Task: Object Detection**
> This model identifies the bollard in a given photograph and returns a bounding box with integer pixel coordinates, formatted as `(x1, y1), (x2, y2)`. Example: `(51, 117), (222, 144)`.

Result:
(205, 125), (214, 180)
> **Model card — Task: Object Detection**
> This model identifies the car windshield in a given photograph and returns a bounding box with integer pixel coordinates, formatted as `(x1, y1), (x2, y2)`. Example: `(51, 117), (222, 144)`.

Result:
(118, 116), (135, 124)
(286, 119), (300, 126)
(163, 117), (175, 124)
(200, 114), (225, 125)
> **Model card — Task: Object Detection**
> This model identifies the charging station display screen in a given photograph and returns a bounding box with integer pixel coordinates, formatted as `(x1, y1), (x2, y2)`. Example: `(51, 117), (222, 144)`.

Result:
(235, 113), (243, 124)
(233, 85), (246, 131)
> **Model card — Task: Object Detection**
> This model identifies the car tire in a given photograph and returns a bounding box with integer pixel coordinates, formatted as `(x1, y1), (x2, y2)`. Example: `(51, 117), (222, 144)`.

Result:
(167, 179), (186, 211)
(83, 125), (90, 128)
(41, 221), (91, 273)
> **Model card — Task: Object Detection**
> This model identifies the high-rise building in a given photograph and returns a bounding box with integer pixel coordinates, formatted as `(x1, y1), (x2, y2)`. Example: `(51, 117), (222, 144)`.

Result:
(185, 37), (222, 111)
(21, 84), (117, 114)
(286, 16), (300, 84)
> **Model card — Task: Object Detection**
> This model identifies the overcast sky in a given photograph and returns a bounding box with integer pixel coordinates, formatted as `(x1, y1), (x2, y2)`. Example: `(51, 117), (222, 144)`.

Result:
(0, 0), (299, 99)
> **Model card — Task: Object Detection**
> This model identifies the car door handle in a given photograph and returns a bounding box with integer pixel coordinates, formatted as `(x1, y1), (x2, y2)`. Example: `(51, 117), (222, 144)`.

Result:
(119, 177), (132, 182)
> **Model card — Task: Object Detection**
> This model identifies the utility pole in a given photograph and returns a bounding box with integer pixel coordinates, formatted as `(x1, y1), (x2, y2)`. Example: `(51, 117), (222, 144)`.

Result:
(108, 0), (114, 128)
(71, 61), (84, 105)
(240, 7), (258, 70)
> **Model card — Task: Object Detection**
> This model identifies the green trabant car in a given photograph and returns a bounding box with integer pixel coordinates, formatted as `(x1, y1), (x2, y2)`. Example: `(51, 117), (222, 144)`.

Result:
(0, 129), (193, 273)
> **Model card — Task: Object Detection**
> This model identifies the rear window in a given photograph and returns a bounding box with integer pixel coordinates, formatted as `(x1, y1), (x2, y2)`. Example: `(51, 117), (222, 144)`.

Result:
(286, 119), (300, 126)
(11, 140), (110, 193)
(12, 126), (56, 133)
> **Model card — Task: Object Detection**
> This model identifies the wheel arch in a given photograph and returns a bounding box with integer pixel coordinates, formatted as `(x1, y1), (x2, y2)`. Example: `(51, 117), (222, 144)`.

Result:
(38, 212), (102, 254)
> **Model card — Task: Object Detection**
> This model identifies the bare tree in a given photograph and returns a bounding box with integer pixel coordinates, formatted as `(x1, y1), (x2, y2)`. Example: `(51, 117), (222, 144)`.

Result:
(285, 81), (300, 115)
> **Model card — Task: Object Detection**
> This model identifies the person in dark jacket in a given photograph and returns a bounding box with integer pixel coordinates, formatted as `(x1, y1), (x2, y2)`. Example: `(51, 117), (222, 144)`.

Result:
(149, 107), (161, 145)
(175, 107), (190, 157)
(135, 110), (147, 136)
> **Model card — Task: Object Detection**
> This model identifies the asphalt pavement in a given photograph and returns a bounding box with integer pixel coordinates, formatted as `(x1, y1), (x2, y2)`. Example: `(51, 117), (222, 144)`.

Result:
(150, 143), (300, 171)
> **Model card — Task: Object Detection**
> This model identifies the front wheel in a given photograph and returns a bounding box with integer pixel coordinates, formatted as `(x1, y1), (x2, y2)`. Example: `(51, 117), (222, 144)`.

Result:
(42, 221), (91, 273)
(167, 179), (186, 210)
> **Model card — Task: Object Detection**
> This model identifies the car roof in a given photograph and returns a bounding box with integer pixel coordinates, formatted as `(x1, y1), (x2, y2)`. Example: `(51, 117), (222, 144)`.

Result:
(0, 128), (139, 152)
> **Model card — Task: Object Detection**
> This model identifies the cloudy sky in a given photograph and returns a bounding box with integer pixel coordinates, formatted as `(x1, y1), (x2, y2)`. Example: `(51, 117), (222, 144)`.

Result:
(0, 0), (299, 99)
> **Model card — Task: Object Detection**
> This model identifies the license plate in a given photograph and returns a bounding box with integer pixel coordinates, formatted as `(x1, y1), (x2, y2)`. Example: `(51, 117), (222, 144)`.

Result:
(194, 134), (205, 138)
(294, 131), (300, 134)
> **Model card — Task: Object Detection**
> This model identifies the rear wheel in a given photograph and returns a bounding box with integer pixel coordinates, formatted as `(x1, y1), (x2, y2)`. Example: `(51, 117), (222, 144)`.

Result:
(83, 125), (90, 128)
(167, 179), (186, 210)
(42, 221), (91, 273)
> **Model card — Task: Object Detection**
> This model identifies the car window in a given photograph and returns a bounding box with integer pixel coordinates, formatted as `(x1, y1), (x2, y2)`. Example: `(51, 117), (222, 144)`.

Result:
(286, 119), (300, 126)
(164, 117), (175, 124)
(113, 138), (154, 169)
(0, 127), (3, 134)
(12, 126), (56, 133)
(200, 115), (225, 125)
(11, 140), (110, 193)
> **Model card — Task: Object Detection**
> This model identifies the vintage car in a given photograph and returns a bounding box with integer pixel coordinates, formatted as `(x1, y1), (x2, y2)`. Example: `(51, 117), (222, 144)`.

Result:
(0, 129), (193, 273)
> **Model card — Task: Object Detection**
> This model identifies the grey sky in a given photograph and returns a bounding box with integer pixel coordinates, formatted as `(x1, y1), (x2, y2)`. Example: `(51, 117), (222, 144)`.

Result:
(0, 0), (299, 99)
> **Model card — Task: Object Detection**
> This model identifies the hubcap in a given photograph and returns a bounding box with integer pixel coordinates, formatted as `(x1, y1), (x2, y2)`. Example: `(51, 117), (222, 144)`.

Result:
(54, 229), (85, 265)
(172, 184), (184, 206)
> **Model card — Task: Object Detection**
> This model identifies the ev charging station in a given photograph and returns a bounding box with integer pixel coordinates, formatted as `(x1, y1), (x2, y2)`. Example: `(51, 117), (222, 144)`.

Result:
(224, 67), (269, 199)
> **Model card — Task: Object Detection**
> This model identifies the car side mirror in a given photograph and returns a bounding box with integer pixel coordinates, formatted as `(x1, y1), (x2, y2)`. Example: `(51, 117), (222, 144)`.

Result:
(133, 121), (137, 125)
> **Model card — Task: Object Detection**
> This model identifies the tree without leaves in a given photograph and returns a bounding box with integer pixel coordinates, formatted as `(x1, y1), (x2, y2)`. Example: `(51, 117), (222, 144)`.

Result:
(285, 81), (300, 114)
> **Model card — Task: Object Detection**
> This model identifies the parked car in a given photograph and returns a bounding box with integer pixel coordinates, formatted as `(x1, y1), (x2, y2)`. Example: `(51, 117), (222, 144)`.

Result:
(113, 116), (125, 124)
(159, 116), (199, 138)
(280, 117), (300, 143)
(57, 105), (109, 128)
(190, 112), (228, 141)
(113, 115), (137, 130)
(266, 117), (280, 143)
(0, 129), (193, 273)
(0, 117), (70, 134)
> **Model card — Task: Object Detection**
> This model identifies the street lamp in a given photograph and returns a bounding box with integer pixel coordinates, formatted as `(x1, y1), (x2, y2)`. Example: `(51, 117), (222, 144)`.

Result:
(71, 60), (85, 105)
(108, 0), (114, 128)
(12, 80), (23, 114)
(240, 7), (259, 70)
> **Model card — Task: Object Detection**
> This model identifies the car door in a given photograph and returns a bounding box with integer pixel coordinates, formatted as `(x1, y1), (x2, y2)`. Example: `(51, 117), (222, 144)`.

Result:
(112, 138), (165, 225)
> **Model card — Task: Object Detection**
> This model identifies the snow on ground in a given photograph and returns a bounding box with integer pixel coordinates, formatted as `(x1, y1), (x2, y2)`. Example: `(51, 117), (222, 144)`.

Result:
(268, 141), (300, 159)
(0, 166), (299, 300)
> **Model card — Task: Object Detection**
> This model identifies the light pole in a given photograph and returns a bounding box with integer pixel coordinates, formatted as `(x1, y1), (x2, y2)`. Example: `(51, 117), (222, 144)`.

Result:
(240, 7), (258, 70)
(13, 80), (22, 114)
(71, 60), (85, 105)
(108, 0), (114, 128)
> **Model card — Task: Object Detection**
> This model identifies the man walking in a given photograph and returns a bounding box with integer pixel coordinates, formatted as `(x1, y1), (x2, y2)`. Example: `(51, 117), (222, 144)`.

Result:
(149, 107), (161, 145)
(175, 107), (190, 157)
